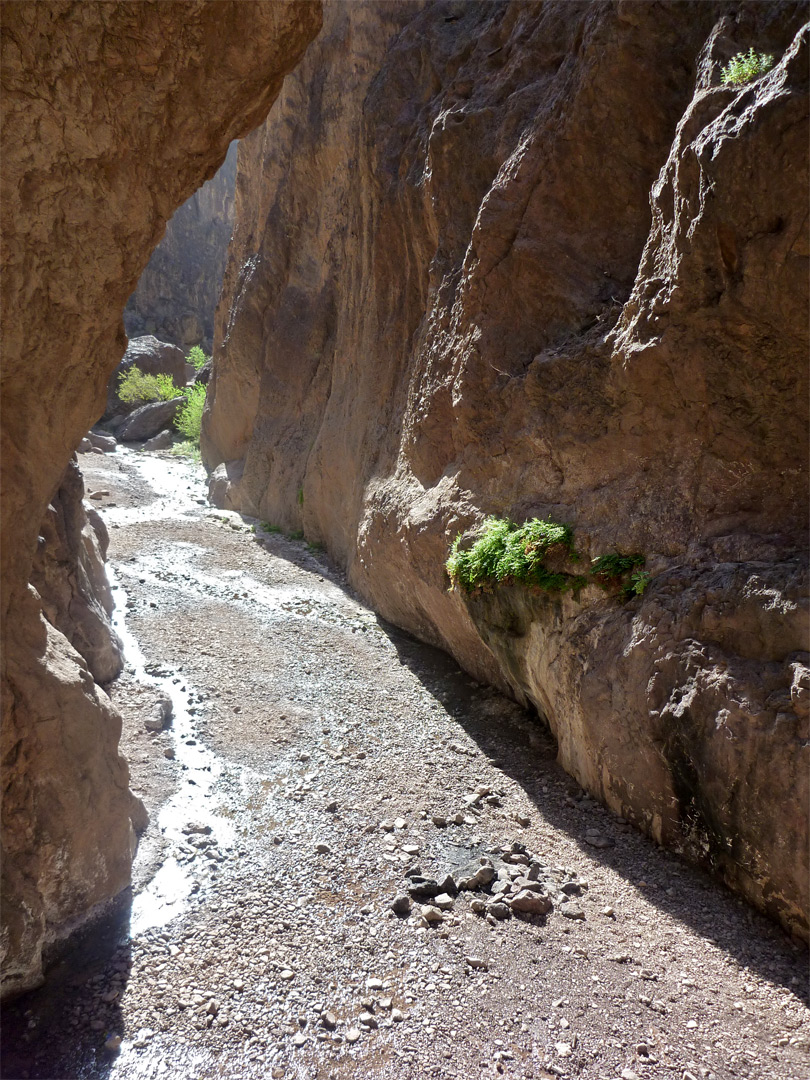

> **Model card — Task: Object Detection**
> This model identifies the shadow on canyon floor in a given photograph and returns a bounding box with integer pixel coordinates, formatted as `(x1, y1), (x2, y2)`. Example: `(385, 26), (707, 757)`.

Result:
(378, 618), (809, 1002)
(0, 893), (134, 1080)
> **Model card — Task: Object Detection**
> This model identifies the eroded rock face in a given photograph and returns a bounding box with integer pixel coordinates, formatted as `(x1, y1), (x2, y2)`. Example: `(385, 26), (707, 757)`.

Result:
(0, 0), (322, 997)
(30, 458), (124, 685)
(204, 2), (809, 936)
(124, 142), (239, 353)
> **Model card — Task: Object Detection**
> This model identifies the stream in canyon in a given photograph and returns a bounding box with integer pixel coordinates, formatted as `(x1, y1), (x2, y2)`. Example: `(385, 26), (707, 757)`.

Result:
(2, 447), (808, 1080)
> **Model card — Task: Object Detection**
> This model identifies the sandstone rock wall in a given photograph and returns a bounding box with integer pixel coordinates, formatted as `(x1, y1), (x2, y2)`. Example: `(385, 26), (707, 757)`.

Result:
(204, 1), (809, 937)
(0, 0), (322, 997)
(123, 141), (239, 352)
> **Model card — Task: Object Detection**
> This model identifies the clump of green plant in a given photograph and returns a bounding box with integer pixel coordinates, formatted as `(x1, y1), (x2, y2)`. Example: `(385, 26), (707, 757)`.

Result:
(118, 366), (181, 405)
(589, 552), (645, 584)
(288, 529), (305, 542)
(175, 383), (206, 443)
(447, 517), (582, 594)
(260, 521), (282, 534)
(447, 516), (651, 602)
(721, 48), (774, 86)
(627, 569), (651, 597)
(297, 487), (305, 507)
(169, 439), (201, 463)
(187, 345), (209, 371)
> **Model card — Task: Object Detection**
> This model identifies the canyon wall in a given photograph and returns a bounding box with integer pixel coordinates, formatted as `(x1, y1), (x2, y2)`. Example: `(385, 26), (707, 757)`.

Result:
(123, 141), (239, 353)
(204, 1), (809, 937)
(0, 0), (322, 997)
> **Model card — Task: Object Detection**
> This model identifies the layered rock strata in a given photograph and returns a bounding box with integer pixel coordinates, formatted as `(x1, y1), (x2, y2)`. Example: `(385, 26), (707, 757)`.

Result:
(0, 0), (322, 997)
(123, 142), (239, 352)
(204, 2), (809, 936)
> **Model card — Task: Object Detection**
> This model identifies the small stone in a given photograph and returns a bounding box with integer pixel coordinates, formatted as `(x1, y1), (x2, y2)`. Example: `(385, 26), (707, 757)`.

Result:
(359, 1012), (377, 1029)
(378, 998), (392, 1010)
(465, 956), (488, 970)
(163, 747), (176, 759)
(401, 844), (420, 856)
(104, 1035), (122, 1052)
(432, 815), (448, 828)
(420, 905), (444, 923)
(487, 902), (511, 920)
(280, 969), (295, 981)
(366, 978), (384, 990)
(391, 1009), (405, 1022)
(560, 902), (586, 920)
(315, 842), (332, 854)
(621, 1070), (639, 1080)
(321, 1011), (337, 1030)
(292, 1032), (307, 1047)
(325, 800), (338, 813)
(394, 818), (407, 829)
(636, 1042), (649, 1056)
(433, 893), (454, 911)
(470, 899), (487, 915)
(346, 1027), (361, 1043)
(555, 1042), (572, 1057)
(391, 894), (412, 915)
(380, 820), (394, 832)
(509, 889), (552, 915)
(206, 1000), (219, 1016)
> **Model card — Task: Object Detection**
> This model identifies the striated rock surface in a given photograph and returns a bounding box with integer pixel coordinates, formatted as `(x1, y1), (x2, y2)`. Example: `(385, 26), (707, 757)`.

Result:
(124, 141), (239, 352)
(0, 0), (322, 997)
(30, 458), (124, 685)
(204, 2), (809, 936)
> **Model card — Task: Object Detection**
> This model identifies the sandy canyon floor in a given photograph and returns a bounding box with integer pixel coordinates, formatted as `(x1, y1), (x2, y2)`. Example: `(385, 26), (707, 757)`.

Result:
(2, 447), (808, 1080)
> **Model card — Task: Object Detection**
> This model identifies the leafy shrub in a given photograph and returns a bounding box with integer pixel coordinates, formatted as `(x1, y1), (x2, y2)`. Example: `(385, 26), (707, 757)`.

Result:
(721, 48), (774, 86)
(627, 570), (651, 597)
(175, 383), (206, 443)
(260, 522), (282, 534)
(447, 516), (649, 602)
(288, 530), (305, 542)
(447, 517), (581, 594)
(118, 366), (181, 405)
(187, 345), (209, 371)
(590, 552), (645, 583)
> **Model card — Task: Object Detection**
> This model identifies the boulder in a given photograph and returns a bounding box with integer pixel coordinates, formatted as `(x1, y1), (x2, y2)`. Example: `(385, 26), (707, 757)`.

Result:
(118, 398), (184, 442)
(143, 429), (174, 452)
(86, 430), (117, 453)
(207, 459), (245, 510)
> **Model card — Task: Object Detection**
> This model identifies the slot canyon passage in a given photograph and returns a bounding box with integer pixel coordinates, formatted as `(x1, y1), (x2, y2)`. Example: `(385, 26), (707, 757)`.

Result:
(1, 1), (809, 1078)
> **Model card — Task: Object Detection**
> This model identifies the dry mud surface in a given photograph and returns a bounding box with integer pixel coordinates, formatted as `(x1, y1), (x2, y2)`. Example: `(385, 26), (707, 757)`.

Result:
(2, 449), (808, 1080)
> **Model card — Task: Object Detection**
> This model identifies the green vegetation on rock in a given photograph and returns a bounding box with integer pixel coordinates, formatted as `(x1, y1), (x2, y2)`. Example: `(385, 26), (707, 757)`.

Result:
(118, 367), (181, 405)
(446, 516), (648, 601)
(721, 48), (774, 86)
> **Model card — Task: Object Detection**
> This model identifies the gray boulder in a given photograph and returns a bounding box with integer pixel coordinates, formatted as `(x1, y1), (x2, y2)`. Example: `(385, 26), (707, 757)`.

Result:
(118, 398), (184, 442)
(207, 459), (244, 510)
(87, 430), (117, 452)
(143, 429), (173, 451)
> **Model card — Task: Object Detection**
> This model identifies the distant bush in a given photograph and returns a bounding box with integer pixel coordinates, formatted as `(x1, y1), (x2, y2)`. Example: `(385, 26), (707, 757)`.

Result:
(118, 367), (181, 405)
(721, 48), (774, 86)
(187, 345), (209, 371)
(175, 383), (206, 443)
(169, 439), (201, 463)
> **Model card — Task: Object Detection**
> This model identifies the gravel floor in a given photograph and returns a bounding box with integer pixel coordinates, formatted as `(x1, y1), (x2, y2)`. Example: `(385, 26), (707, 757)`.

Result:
(2, 447), (807, 1080)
